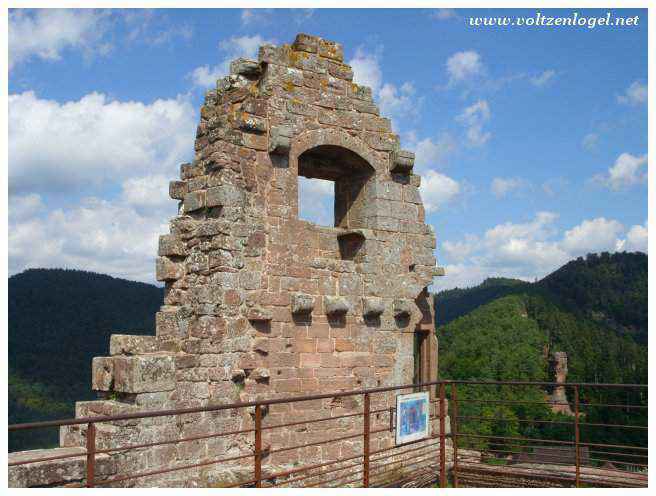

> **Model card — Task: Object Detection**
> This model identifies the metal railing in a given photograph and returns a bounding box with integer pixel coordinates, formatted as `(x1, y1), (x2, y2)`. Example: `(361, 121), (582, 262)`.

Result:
(448, 381), (648, 488)
(8, 380), (648, 488)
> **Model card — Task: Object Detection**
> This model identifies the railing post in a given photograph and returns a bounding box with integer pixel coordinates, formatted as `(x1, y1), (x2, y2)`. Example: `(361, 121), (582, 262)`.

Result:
(574, 385), (580, 488)
(363, 392), (370, 488)
(254, 404), (262, 488)
(450, 383), (459, 488)
(439, 382), (446, 488)
(85, 422), (96, 488)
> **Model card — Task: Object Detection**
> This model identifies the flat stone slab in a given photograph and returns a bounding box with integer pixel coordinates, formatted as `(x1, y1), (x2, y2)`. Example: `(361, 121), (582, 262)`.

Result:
(8, 447), (115, 487)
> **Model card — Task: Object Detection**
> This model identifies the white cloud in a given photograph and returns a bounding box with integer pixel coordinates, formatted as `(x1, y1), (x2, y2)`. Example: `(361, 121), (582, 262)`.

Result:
(456, 99), (491, 146)
(420, 170), (461, 213)
(298, 177), (334, 226)
(378, 82), (422, 126)
(592, 152), (648, 191)
(9, 91), (196, 195)
(241, 9), (274, 26)
(349, 47), (422, 130)
(446, 51), (483, 83)
(9, 193), (44, 223)
(617, 81), (647, 106)
(350, 47), (383, 92)
(9, 194), (173, 283)
(120, 174), (171, 213)
(530, 69), (556, 87)
(190, 35), (272, 88)
(624, 222), (648, 253)
(434, 213), (648, 291)
(9, 9), (110, 70)
(561, 218), (624, 254)
(491, 177), (529, 198)
(432, 9), (459, 20)
(582, 132), (599, 151)
(411, 133), (457, 171)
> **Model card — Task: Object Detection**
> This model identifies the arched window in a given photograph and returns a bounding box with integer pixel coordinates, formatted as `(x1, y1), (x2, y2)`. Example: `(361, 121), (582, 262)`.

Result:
(297, 145), (375, 228)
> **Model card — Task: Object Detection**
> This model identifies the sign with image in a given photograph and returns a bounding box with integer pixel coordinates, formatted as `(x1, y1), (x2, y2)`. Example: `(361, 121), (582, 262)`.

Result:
(395, 391), (430, 445)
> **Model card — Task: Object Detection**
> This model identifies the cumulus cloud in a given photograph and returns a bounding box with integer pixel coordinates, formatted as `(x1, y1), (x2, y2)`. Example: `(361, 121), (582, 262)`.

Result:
(350, 47), (383, 90)
(617, 81), (647, 106)
(410, 133), (457, 171)
(456, 99), (491, 146)
(592, 152), (648, 191)
(490, 177), (530, 198)
(9, 193), (174, 283)
(420, 170), (461, 213)
(349, 47), (422, 130)
(190, 35), (273, 88)
(434, 213), (648, 290)
(9, 9), (110, 70)
(298, 177), (334, 226)
(530, 69), (556, 87)
(9, 91), (196, 195)
(446, 50), (483, 83)
(624, 222), (648, 253)
(561, 218), (625, 254)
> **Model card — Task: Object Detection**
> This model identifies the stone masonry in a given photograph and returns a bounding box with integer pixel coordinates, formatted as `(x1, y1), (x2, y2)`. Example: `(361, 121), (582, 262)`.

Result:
(9, 34), (446, 488)
(547, 352), (574, 416)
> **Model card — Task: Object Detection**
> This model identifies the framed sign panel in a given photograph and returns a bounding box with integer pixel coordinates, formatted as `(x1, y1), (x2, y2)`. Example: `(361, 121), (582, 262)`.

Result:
(395, 391), (430, 445)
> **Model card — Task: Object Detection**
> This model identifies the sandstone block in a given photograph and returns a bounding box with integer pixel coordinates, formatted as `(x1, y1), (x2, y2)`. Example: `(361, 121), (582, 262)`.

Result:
(390, 149), (415, 173)
(113, 355), (176, 393)
(155, 257), (185, 282)
(169, 180), (187, 200)
(229, 58), (261, 78)
(246, 306), (273, 322)
(206, 183), (245, 207)
(8, 448), (116, 488)
(292, 33), (319, 53)
(363, 297), (385, 317)
(291, 293), (315, 314)
(91, 357), (114, 391)
(109, 334), (159, 356)
(324, 296), (350, 316)
(183, 190), (205, 212)
(268, 125), (293, 154)
(158, 234), (187, 257)
(318, 39), (344, 62)
(393, 299), (414, 318)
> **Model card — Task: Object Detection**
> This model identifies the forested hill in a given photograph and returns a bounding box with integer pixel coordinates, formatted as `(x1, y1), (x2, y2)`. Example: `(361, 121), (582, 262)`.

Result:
(435, 252), (647, 450)
(435, 252), (647, 343)
(9, 269), (163, 449)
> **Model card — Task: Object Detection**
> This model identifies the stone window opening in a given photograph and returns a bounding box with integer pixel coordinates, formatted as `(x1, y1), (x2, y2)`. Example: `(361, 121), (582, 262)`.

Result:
(297, 145), (374, 229)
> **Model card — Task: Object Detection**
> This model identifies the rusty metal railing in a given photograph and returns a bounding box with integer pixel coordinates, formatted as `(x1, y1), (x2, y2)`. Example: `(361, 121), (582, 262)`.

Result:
(8, 380), (648, 488)
(448, 381), (648, 488)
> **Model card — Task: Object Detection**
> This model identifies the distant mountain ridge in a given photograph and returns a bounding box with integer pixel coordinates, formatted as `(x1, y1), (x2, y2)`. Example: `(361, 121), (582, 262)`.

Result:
(9, 268), (163, 450)
(435, 252), (647, 343)
(435, 252), (647, 449)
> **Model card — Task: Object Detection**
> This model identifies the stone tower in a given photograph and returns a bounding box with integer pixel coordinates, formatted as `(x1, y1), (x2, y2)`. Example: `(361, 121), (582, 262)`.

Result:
(11, 34), (444, 487)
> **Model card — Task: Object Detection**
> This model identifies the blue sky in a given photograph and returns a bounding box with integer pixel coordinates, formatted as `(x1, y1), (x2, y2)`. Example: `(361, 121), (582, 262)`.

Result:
(8, 8), (648, 290)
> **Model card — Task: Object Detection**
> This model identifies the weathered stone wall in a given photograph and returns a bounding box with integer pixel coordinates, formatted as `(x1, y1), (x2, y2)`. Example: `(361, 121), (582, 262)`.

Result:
(9, 33), (445, 488)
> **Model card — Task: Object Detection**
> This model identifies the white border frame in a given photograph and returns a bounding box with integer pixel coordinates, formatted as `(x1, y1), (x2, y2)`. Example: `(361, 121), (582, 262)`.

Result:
(395, 391), (430, 445)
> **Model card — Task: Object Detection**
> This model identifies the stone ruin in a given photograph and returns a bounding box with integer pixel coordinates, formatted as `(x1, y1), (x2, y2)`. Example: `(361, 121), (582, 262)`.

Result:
(9, 33), (447, 488)
(547, 352), (574, 416)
